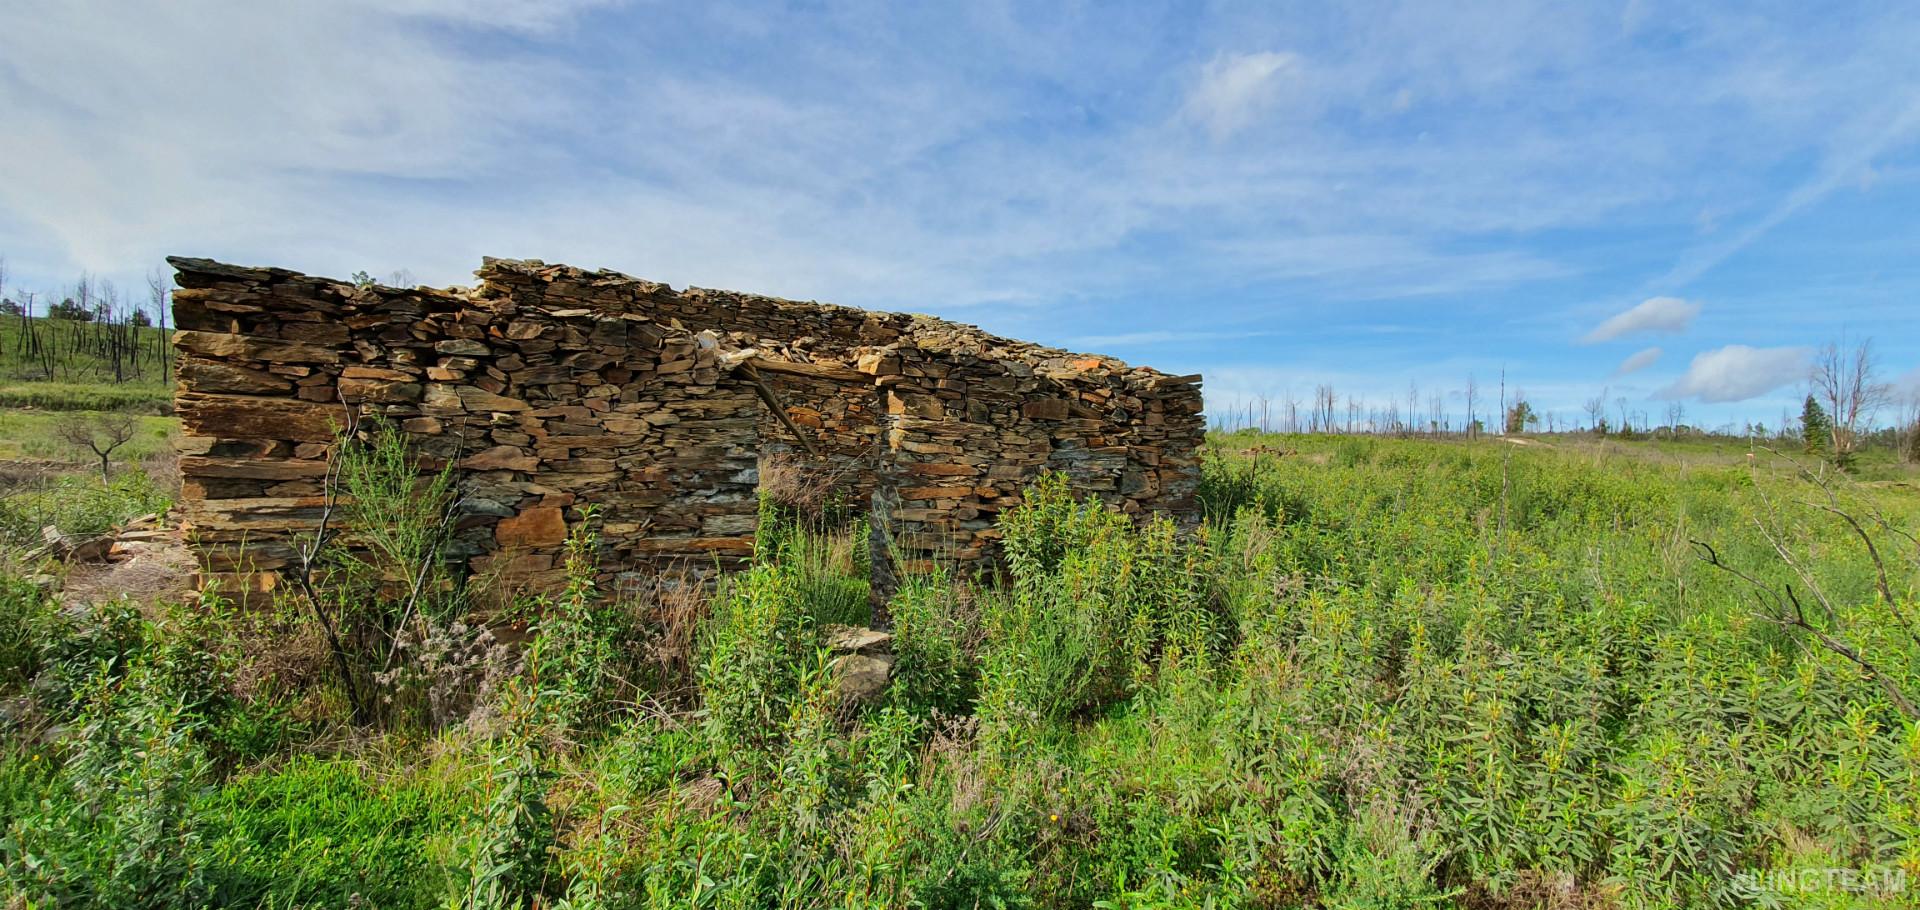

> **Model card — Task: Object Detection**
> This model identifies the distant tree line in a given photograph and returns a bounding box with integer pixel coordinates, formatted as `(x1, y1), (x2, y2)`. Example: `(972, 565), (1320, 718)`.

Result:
(1209, 338), (1920, 469)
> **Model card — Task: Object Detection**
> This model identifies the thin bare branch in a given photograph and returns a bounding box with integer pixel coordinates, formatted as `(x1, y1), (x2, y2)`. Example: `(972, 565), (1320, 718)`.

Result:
(1692, 538), (1916, 719)
(296, 396), (368, 724)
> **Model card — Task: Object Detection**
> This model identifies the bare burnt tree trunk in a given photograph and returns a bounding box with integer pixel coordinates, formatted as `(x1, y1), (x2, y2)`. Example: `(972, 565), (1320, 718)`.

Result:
(1812, 339), (1889, 468)
(55, 413), (136, 481)
(150, 267), (173, 383)
(1464, 373), (1479, 439)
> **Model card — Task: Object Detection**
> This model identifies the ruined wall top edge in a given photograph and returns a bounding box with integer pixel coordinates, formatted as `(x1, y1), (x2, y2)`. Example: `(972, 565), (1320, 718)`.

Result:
(166, 256), (1204, 396)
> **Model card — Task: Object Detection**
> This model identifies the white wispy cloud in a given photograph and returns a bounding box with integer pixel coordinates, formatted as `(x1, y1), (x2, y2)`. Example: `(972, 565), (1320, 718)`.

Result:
(1212, 234), (1571, 300)
(0, 2), (1606, 311)
(1064, 329), (1272, 349)
(1614, 347), (1662, 376)
(0, 0), (596, 281)
(1582, 297), (1701, 342)
(1660, 345), (1810, 402)
(1657, 96), (1920, 288)
(368, 0), (621, 32)
(0, 0), (1915, 414)
(1182, 51), (1301, 141)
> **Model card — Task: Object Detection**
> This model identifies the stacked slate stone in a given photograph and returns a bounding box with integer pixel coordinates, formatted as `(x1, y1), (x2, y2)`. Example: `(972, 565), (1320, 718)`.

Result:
(852, 320), (1205, 567)
(169, 256), (1204, 596)
(171, 258), (760, 596)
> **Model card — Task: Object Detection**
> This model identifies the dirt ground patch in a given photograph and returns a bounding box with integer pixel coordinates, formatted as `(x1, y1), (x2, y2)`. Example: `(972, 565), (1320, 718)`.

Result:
(56, 520), (196, 609)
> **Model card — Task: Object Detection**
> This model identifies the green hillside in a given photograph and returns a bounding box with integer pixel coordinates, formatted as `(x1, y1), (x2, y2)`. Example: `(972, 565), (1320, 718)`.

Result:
(0, 316), (173, 413)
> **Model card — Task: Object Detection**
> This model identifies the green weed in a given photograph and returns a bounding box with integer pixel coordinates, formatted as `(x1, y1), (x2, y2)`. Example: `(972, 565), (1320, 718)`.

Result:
(1, 433), (1916, 907)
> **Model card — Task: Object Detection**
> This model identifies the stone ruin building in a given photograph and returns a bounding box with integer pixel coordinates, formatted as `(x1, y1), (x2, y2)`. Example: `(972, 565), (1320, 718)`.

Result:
(167, 256), (1206, 601)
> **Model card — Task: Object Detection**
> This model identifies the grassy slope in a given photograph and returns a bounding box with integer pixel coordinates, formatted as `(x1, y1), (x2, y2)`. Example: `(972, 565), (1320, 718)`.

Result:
(0, 317), (173, 412)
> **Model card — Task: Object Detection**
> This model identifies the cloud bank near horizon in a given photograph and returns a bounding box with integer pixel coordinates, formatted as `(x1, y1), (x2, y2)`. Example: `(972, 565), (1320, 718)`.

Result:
(1661, 345), (1811, 404)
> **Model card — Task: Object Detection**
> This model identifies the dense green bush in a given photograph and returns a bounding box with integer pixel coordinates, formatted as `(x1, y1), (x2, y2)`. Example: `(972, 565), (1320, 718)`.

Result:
(886, 570), (977, 715)
(1, 628), (214, 907)
(698, 562), (820, 766)
(0, 573), (57, 694)
(985, 473), (1224, 729)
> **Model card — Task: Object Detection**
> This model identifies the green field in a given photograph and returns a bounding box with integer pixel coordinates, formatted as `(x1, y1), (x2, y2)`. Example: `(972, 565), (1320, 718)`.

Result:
(0, 314), (178, 467)
(2, 433), (1917, 908)
(0, 410), (179, 463)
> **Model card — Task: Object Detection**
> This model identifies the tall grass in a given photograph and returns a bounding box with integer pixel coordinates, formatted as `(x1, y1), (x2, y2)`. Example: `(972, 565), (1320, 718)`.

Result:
(0, 380), (171, 413)
(1, 433), (1916, 907)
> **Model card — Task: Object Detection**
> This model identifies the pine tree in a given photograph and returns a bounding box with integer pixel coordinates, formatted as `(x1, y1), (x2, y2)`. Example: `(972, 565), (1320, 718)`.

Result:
(1505, 400), (1537, 435)
(1801, 394), (1832, 455)
(46, 297), (93, 321)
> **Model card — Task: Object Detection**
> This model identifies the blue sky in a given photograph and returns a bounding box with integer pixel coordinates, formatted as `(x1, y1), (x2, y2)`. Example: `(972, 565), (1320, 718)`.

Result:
(3, 1), (1918, 430)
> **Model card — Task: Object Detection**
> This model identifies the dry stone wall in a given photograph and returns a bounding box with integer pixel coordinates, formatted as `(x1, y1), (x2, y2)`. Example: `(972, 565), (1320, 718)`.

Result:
(169, 256), (1204, 595)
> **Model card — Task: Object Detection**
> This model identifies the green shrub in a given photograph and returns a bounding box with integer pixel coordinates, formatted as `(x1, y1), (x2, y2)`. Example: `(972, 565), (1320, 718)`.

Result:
(0, 468), (171, 547)
(149, 595), (309, 766)
(887, 570), (977, 715)
(1, 662), (214, 909)
(530, 509), (628, 731)
(982, 474), (1222, 731)
(0, 573), (54, 695)
(772, 652), (848, 865)
(445, 715), (558, 910)
(295, 416), (498, 730)
(698, 563), (819, 766)
(30, 598), (149, 719)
